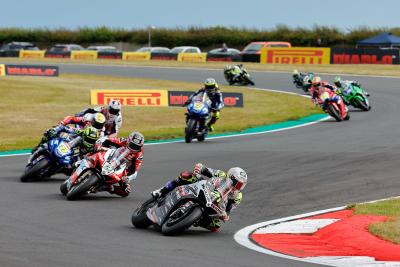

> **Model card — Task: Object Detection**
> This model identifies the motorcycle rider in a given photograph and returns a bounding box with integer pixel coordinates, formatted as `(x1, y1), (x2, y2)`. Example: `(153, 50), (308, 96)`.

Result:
(292, 69), (314, 92)
(151, 163), (247, 232)
(92, 131), (145, 197)
(333, 76), (370, 99)
(224, 64), (243, 84)
(75, 99), (123, 137)
(184, 78), (224, 132)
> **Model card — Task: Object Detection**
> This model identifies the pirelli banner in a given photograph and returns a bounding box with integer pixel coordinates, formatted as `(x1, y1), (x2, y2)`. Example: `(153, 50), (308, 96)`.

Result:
(19, 50), (46, 59)
(71, 51), (98, 60)
(122, 52), (151, 61)
(177, 53), (207, 63)
(168, 91), (244, 107)
(91, 90), (169, 107)
(5, 64), (59, 77)
(260, 47), (331, 64)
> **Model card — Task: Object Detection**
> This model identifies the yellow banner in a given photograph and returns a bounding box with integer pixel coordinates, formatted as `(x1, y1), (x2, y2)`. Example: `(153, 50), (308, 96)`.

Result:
(260, 47), (331, 65)
(19, 50), (46, 59)
(91, 89), (168, 107)
(0, 64), (5, 76)
(122, 52), (151, 61)
(70, 51), (98, 60)
(177, 53), (207, 62)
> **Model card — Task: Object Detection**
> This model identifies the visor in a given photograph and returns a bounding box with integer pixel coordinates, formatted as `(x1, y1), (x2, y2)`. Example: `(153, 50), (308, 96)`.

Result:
(128, 142), (141, 152)
(109, 107), (119, 115)
(92, 120), (104, 130)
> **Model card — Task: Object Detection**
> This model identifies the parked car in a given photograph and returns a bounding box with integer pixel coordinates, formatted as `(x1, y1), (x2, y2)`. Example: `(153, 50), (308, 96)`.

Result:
(136, 47), (170, 53)
(241, 41), (292, 55)
(47, 44), (84, 53)
(170, 46), (201, 54)
(0, 42), (39, 57)
(87, 46), (119, 52)
(208, 48), (241, 55)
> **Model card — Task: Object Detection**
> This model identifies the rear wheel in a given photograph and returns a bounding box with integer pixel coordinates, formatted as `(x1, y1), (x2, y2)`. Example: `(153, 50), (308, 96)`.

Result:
(185, 119), (197, 143)
(131, 197), (157, 228)
(20, 157), (50, 182)
(161, 205), (203, 236)
(327, 104), (342, 122)
(66, 172), (99, 200)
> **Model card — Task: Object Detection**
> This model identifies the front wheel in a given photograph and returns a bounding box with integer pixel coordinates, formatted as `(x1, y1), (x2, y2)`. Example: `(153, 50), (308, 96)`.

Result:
(185, 119), (197, 143)
(354, 97), (370, 111)
(131, 197), (157, 228)
(161, 205), (203, 236)
(327, 104), (342, 122)
(20, 157), (50, 182)
(66, 172), (99, 200)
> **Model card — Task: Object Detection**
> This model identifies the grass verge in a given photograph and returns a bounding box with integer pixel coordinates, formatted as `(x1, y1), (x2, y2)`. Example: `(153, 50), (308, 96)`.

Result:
(2, 57), (400, 77)
(0, 73), (320, 151)
(352, 197), (400, 244)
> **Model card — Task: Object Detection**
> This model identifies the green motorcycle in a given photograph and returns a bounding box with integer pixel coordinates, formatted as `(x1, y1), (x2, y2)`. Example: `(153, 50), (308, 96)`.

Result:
(337, 85), (371, 111)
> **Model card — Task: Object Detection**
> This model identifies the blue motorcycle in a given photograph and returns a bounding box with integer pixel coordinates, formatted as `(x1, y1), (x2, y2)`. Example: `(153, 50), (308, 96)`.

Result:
(20, 133), (82, 182)
(185, 92), (211, 143)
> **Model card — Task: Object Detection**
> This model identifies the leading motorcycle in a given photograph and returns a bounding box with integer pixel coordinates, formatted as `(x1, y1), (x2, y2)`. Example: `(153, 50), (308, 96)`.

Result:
(131, 179), (229, 235)
(320, 92), (350, 122)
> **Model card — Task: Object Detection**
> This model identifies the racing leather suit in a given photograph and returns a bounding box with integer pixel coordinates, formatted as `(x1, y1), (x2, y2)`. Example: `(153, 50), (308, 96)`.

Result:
(186, 88), (224, 130)
(311, 85), (347, 116)
(153, 163), (243, 232)
(76, 106), (122, 137)
(95, 137), (144, 197)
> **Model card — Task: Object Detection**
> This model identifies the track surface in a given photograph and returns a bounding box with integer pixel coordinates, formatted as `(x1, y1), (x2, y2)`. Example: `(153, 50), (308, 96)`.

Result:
(1, 63), (400, 267)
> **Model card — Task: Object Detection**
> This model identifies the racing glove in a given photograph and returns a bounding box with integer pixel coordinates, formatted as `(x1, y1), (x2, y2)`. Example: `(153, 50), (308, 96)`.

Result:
(151, 187), (168, 198)
(45, 128), (57, 139)
(211, 191), (222, 203)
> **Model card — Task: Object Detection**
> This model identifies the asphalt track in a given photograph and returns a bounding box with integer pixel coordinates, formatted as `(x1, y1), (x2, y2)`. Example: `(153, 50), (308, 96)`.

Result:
(1, 63), (400, 267)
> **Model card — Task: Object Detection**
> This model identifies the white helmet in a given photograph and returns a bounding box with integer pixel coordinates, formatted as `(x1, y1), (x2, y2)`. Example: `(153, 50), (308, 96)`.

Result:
(108, 99), (121, 116)
(227, 167), (247, 191)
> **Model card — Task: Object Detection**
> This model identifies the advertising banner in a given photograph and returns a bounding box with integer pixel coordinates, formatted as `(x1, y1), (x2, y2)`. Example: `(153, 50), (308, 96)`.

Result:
(91, 90), (168, 107)
(331, 48), (399, 64)
(0, 64), (5, 76)
(260, 47), (331, 64)
(70, 51), (98, 60)
(5, 64), (59, 77)
(177, 53), (207, 63)
(19, 50), (46, 59)
(122, 52), (151, 61)
(168, 91), (244, 107)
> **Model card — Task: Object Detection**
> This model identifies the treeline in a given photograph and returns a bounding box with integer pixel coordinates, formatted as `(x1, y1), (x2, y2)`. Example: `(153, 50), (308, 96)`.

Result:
(1, 26), (399, 49)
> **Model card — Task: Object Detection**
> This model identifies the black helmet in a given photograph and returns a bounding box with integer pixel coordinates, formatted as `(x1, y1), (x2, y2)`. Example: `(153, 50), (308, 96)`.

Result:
(127, 131), (144, 152)
(82, 126), (100, 148)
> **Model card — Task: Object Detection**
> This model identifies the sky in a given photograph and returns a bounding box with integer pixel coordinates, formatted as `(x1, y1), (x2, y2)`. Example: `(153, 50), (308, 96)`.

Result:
(0, 0), (398, 30)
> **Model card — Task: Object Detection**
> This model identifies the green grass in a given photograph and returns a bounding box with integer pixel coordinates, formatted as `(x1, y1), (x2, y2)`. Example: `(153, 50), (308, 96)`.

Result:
(352, 197), (400, 244)
(0, 73), (320, 151)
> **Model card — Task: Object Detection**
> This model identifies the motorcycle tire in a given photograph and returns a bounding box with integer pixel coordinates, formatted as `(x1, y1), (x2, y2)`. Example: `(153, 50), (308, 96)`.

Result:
(327, 104), (343, 122)
(354, 97), (370, 111)
(161, 206), (202, 236)
(185, 119), (197, 143)
(131, 197), (157, 228)
(66, 173), (99, 201)
(20, 157), (49, 182)
(60, 180), (68, 196)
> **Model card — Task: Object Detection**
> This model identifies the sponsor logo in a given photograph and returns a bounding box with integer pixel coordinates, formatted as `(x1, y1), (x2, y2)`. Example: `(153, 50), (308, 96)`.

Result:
(70, 51), (98, 60)
(122, 52), (151, 61)
(333, 54), (393, 64)
(168, 91), (243, 107)
(19, 50), (45, 59)
(0, 64), (5, 76)
(261, 47), (330, 64)
(5, 65), (59, 77)
(177, 53), (207, 62)
(91, 90), (168, 107)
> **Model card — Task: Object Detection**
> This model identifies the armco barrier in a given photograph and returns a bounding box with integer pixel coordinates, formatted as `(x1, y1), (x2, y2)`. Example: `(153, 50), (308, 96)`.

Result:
(97, 51), (122, 59)
(45, 51), (70, 58)
(151, 52), (178, 61)
(168, 91), (244, 107)
(71, 51), (98, 60)
(331, 48), (399, 64)
(206, 53), (241, 62)
(0, 64), (5, 76)
(177, 53), (207, 63)
(91, 89), (168, 107)
(19, 50), (45, 59)
(261, 47), (331, 64)
(122, 52), (151, 61)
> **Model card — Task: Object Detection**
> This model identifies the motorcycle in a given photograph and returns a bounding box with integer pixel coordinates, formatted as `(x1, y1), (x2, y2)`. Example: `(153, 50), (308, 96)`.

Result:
(336, 84), (371, 111)
(292, 72), (314, 93)
(320, 91), (350, 122)
(131, 179), (229, 236)
(60, 147), (129, 200)
(185, 92), (211, 143)
(20, 132), (82, 182)
(224, 65), (255, 86)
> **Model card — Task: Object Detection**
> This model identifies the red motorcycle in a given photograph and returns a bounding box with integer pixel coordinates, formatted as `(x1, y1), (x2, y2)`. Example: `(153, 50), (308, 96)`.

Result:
(319, 91), (350, 122)
(60, 147), (129, 200)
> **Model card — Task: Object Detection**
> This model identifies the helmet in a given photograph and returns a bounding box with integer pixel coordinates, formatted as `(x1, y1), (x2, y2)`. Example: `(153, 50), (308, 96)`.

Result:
(312, 76), (321, 86)
(204, 78), (218, 91)
(224, 65), (231, 72)
(82, 126), (100, 148)
(91, 113), (106, 130)
(127, 131), (144, 152)
(333, 76), (342, 87)
(108, 99), (121, 116)
(292, 69), (299, 76)
(227, 167), (247, 191)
